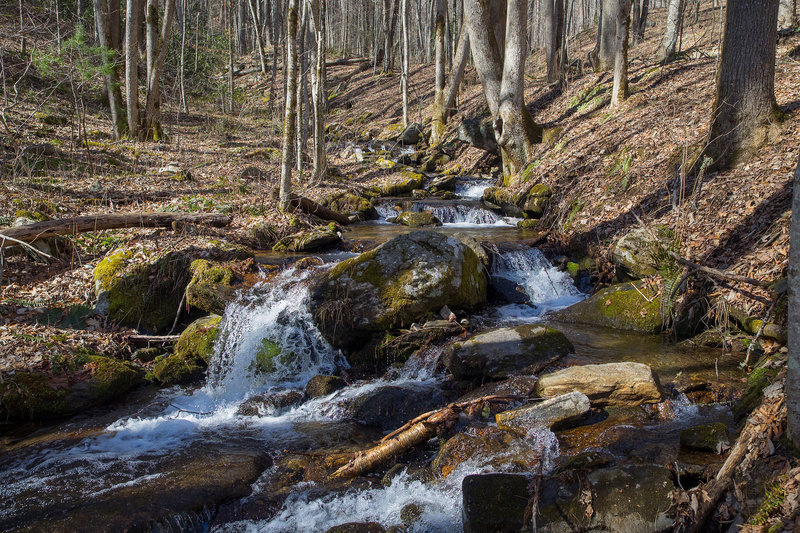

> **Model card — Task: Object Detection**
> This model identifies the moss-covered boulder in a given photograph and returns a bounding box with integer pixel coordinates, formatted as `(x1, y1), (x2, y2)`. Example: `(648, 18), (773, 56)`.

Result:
(153, 315), (221, 385)
(377, 170), (424, 196)
(680, 422), (730, 453)
(428, 175), (456, 193)
(0, 356), (143, 421)
(394, 211), (442, 227)
(421, 151), (451, 172)
(186, 259), (236, 315)
(612, 226), (677, 279)
(482, 186), (522, 217)
(93, 249), (192, 332)
(521, 183), (552, 219)
(309, 230), (487, 350)
(443, 324), (573, 381)
(249, 338), (297, 375)
(327, 194), (378, 221)
(272, 227), (342, 253)
(551, 281), (663, 333)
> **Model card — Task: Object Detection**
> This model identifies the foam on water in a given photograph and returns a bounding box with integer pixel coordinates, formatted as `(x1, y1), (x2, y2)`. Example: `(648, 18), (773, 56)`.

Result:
(490, 248), (585, 322)
(230, 426), (559, 532)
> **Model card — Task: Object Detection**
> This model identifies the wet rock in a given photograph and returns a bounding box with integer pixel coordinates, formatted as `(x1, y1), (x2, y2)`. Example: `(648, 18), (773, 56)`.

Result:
(680, 422), (730, 454)
(343, 383), (446, 431)
(613, 226), (677, 279)
(325, 523), (385, 533)
(550, 281), (664, 334)
(309, 230), (487, 350)
(496, 391), (591, 434)
(432, 425), (542, 475)
(305, 375), (347, 398)
(237, 390), (304, 416)
(373, 322), (463, 367)
(398, 123), (423, 145)
(186, 259), (236, 315)
(376, 170), (424, 196)
(488, 275), (531, 305)
(0, 356), (143, 421)
(153, 315), (221, 385)
(457, 375), (539, 402)
(443, 324), (573, 381)
(461, 473), (529, 533)
(272, 227), (341, 252)
(482, 187), (523, 217)
(394, 211), (442, 227)
(428, 175), (456, 193)
(411, 188), (429, 199)
(521, 184), (552, 219)
(93, 249), (192, 332)
(458, 116), (499, 155)
(535, 362), (663, 407)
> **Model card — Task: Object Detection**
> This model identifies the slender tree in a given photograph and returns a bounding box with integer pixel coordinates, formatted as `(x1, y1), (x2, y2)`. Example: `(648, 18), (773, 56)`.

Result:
(655, 0), (685, 63)
(94, 0), (127, 138)
(544, 0), (566, 84)
(280, 0), (300, 211)
(430, 0), (447, 145)
(788, 154), (800, 449)
(400, 0), (410, 127)
(310, 0), (328, 180)
(704, 0), (781, 171)
(125, 0), (141, 138)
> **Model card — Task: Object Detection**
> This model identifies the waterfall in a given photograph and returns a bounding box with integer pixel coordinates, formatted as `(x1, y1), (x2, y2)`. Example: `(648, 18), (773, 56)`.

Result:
(419, 204), (505, 225)
(455, 179), (493, 199)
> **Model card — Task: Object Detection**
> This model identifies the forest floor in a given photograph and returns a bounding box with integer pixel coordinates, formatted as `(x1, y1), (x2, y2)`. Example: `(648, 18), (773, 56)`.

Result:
(0, 4), (798, 372)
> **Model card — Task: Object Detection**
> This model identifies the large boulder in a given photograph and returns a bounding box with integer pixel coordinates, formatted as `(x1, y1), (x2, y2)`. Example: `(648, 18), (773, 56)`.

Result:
(443, 324), (573, 381)
(461, 473), (529, 533)
(398, 122), (423, 145)
(458, 116), (499, 155)
(550, 281), (664, 333)
(520, 184), (552, 219)
(93, 249), (192, 332)
(376, 170), (424, 196)
(305, 375), (347, 398)
(496, 391), (591, 434)
(327, 194), (378, 221)
(482, 187), (523, 217)
(341, 382), (446, 431)
(534, 362), (663, 407)
(613, 226), (676, 279)
(272, 227), (341, 252)
(488, 275), (531, 305)
(433, 425), (545, 476)
(186, 259), (236, 315)
(394, 211), (442, 227)
(153, 315), (221, 385)
(309, 231), (487, 349)
(679, 422), (730, 454)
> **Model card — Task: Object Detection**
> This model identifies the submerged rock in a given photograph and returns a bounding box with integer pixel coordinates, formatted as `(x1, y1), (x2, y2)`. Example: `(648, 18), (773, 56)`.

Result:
(496, 391), (591, 434)
(305, 375), (347, 398)
(534, 362), (663, 407)
(325, 523), (385, 533)
(551, 281), (664, 333)
(443, 324), (573, 380)
(309, 230), (487, 350)
(680, 422), (730, 454)
(394, 211), (442, 227)
(461, 473), (529, 533)
(432, 425), (545, 476)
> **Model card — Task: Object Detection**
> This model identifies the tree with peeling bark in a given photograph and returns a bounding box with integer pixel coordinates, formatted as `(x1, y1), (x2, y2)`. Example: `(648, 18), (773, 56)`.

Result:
(463, 0), (542, 184)
(789, 154), (800, 449)
(703, 0), (781, 171)
(611, 0), (631, 107)
(430, 0), (447, 145)
(280, 0), (300, 211)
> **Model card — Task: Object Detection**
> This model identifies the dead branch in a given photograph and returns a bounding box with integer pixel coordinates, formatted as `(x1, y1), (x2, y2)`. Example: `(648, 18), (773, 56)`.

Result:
(668, 251), (771, 289)
(0, 212), (232, 248)
(128, 334), (181, 345)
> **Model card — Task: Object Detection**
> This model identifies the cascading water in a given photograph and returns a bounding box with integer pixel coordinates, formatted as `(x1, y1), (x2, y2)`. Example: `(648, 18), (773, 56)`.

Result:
(489, 248), (585, 322)
(419, 204), (506, 226)
(454, 178), (493, 200)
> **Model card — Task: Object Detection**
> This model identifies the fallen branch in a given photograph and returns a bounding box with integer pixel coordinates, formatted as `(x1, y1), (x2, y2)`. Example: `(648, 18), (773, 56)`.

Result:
(0, 212), (232, 248)
(325, 57), (370, 67)
(330, 395), (522, 479)
(668, 251), (770, 289)
(287, 195), (351, 226)
(128, 334), (181, 345)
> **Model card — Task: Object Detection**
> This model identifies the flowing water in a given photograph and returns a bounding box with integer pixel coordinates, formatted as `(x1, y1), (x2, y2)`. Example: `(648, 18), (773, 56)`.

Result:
(0, 181), (744, 532)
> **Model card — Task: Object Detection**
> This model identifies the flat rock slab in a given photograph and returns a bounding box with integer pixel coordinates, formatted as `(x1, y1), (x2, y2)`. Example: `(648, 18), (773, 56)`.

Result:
(496, 391), (591, 434)
(535, 362), (663, 407)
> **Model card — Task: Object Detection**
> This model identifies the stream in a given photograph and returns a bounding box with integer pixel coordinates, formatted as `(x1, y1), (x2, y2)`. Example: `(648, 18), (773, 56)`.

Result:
(0, 176), (745, 532)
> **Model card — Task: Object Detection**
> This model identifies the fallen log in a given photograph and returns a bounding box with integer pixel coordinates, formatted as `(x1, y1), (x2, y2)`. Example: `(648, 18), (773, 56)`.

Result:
(0, 212), (232, 247)
(128, 334), (181, 345)
(330, 395), (522, 479)
(325, 57), (370, 67)
(287, 195), (351, 226)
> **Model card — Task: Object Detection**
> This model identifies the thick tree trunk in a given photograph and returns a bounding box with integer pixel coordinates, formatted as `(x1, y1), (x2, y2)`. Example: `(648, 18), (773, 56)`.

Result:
(592, 0), (617, 71)
(655, 0), (685, 63)
(0, 213), (232, 247)
(280, 0), (299, 211)
(611, 0), (631, 106)
(544, 0), (566, 84)
(94, 0), (127, 139)
(430, 0), (447, 145)
(383, 0), (400, 73)
(125, 0), (141, 138)
(704, 0), (780, 171)
(789, 154), (800, 448)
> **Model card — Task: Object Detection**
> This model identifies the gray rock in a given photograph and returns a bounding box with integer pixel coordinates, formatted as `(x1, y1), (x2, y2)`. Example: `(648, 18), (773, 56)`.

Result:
(309, 231), (487, 350)
(458, 116), (498, 155)
(428, 175), (457, 193)
(458, 375), (539, 402)
(272, 228), (341, 252)
(236, 390), (305, 416)
(488, 275), (531, 305)
(343, 383), (446, 431)
(613, 226), (676, 279)
(394, 211), (442, 227)
(496, 391), (591, 434)
(398, 123), (423, 145)
(535, 362), (664, 407)
(443, 324), (573, 380)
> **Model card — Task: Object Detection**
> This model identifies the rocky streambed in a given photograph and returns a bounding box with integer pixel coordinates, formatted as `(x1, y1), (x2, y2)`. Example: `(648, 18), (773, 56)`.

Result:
(0, 176), (763, 533)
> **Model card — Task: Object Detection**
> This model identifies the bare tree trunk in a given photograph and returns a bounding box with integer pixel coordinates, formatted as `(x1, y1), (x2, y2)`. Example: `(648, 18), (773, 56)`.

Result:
(247, 0), (268, 74)
(444, 22), (469, 117)
(545, 0), (565, 84)
(430, 0), (447, 145)
(383, 0), (400, 72)
(310, 0), (327, 181)
(592, 0), (616, 71)
(401, 0), (410, 127)
(704, 0), (780, 171)
(280, 0), (299, 211)
(296, 0), (309, 172)
(94, 0), (127, 139)
(611, 0), (631, 107)
(125, 0), (141, 138)
(655, 0), (685, 63)
(788, 154), (800, 449)
(633, 0), (649, 43)
(228, 0), (235, 113)
(142, 0), (176, 140)
(179, 0), (188, 112)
